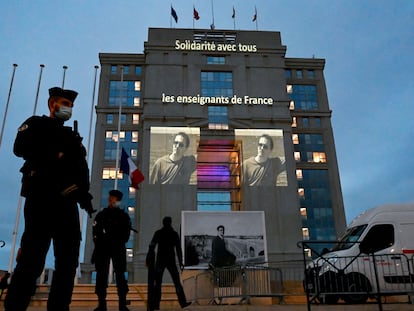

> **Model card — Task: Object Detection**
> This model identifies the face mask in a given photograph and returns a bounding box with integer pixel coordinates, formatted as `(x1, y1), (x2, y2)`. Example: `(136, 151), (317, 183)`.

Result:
(113, 201), (121, 208)
(55, 106), (72, 121)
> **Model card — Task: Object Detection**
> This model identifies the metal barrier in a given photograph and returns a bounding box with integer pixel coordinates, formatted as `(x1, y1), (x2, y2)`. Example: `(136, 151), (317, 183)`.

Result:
(183, 263), (285, 305)
(299, 241), (414, 311)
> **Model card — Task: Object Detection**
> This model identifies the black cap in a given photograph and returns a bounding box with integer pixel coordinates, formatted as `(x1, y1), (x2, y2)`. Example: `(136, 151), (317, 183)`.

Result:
(48, 87), (78, 103)
(109, 189), (123, 200)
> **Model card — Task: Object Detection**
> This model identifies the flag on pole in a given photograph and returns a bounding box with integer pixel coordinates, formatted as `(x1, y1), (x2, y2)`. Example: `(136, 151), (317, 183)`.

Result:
(120, 148), (144, 189)
(252, 7), (257, 22)
(171, 6), (178, 23)
(232, 6), (235, 19)
(193, 6), (200, 20)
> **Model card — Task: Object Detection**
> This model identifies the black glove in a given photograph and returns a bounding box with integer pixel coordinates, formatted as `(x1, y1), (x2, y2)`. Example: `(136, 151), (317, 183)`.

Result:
(78, 192), (96, 218)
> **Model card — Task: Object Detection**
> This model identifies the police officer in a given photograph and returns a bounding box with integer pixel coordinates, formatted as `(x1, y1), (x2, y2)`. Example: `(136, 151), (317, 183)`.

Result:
(4, 87), (95, 311)
(92, 190), (131, 311)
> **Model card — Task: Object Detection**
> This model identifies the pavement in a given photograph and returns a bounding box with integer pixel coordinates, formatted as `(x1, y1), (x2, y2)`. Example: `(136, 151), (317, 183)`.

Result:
(0, 304), (414, 311)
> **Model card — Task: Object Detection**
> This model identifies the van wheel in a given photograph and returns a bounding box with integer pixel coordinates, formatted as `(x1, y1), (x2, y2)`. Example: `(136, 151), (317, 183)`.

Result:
(318, 271), (340, 304)
(343, 273), (371, 304)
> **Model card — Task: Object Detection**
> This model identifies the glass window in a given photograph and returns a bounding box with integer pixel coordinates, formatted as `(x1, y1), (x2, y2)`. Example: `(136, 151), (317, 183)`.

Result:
(292, 134), (299, 144)
(289, 100), (295, 110)
(102, 167), (122, 179)
(296, 70), (303, 79)
(133, 114), (139, 125)
(314, 117), (321, 127)
(107, 114), (113, 124)
(132, 131), (138, 143)
(201, 71), (233, 97)
(135, 81), (141, 91)
(207, 56), (225, 64)
(105, 131), (125, 142)
(285, 69), (291, 79)
(122, 65), (129, 74)
(135, 66), (142, 75)
(308, 70), (315, 79)
(109, 81), (141, 107)
(197, 191), (231, 211)
(300, 207), (307, 218)
(287, 84), (318, 110)
(208, 106), (229, 130)
(302, 117), (309, 127)
(292, 117), (297, 128)
(312, 152), (326, 163)
(111, 65), (117, 74)
(294, 152), (301, 162)
(134, 97), (140, 107)
(296, 169), (303, 180)
(302, 227), (310, 240)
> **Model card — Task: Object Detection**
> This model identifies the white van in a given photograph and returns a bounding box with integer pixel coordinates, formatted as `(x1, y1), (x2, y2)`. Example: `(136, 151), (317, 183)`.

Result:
(306, 203), (414, 304)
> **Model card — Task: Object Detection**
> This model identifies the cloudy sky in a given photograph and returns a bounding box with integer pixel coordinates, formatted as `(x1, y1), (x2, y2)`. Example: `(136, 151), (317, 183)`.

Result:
(0, 0), (412, 270)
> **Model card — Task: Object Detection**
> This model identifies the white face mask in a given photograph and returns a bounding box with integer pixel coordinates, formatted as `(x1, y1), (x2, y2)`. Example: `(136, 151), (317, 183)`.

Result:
(113, 201), (122, 208)
(55, 106), (72, 121)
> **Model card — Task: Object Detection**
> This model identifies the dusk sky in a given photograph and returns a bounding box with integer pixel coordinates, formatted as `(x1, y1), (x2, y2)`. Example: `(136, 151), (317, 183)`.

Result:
(0, 0), (413, 270)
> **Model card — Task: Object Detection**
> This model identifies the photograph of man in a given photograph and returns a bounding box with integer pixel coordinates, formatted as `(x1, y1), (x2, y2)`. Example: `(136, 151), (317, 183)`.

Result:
(150, 132), (196, 184)
(210, 225), (236, 268)
(92, 190), (131, 311)
(242, 134), (285, 186)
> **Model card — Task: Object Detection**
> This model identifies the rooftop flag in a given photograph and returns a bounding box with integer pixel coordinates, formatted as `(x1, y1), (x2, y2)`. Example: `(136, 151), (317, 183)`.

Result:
(120, 148), (144, 189)
(171, 6), (178, 23)
(232, 6), (235, 19)
(252, 6), (257, 22)
(193, 6), (200, 20)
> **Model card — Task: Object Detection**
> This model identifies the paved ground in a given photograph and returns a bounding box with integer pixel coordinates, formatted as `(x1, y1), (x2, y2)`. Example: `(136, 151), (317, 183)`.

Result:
(0, 304), (413, 311)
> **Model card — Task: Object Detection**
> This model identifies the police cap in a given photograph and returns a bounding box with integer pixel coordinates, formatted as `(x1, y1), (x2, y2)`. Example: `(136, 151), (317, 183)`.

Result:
(109, 189), (123, 200)
(48, 87), (78, 103)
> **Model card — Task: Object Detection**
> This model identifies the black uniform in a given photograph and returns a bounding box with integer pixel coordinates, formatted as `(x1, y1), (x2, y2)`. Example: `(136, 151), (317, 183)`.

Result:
(5, 115), (92, 311)
(92, 206), (131, 305)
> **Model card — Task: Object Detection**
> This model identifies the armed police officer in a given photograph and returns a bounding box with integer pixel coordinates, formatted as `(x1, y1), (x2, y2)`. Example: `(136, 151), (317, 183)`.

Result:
(92, 190), (131, 311)
(4, 87), (95, 311)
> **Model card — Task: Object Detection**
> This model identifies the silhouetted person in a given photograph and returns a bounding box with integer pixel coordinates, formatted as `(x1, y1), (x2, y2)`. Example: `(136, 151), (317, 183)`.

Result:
(92, 190), (131, 311)
(147, 217), (191, 310)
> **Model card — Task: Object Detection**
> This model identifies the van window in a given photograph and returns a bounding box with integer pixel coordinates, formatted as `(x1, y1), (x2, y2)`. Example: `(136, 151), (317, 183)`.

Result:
(332, 225), (367, 251)
(360, 224), (394, 254)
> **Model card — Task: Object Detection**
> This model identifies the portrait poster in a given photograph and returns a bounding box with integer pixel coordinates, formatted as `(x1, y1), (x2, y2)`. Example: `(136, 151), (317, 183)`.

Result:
(181, 211), (267, 269)
(149, 126), (200, 185)
(235, 129), (287, 187)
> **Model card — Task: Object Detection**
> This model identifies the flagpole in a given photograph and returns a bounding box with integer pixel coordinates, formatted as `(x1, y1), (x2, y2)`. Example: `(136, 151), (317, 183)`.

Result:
(8, 196), (23, 273)
(232, 6), (236, 30)
(87, 65), (100, 164)
(114, 65), (124, 191)
(62, 65), (68, 88)
(193, 5), (195, 29)
(33, 64), (45, 115)
(211, 0), (215, 29)
(0, 63), (18, 149)
(255, 6), (258, 31)
(170, 4), (172, 28)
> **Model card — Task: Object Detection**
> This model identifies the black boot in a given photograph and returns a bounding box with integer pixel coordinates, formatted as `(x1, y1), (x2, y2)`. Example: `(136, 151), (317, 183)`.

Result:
(119, 295), (129, 311)
(94, 297), (107, 311)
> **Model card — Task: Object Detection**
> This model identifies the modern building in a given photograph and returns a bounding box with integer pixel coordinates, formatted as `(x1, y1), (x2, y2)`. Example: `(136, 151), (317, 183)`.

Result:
(81, 28), (346, 283)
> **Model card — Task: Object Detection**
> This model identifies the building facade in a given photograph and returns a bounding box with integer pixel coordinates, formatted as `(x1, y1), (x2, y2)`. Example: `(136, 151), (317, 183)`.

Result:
(81, 28), (346, 283)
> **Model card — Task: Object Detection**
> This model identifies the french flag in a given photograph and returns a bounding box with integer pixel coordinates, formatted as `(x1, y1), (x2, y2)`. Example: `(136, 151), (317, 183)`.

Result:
(120, 148), (144, 189)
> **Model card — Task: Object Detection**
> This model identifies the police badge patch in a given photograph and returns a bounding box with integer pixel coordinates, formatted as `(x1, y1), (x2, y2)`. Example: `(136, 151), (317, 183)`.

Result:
(18, 124), (29, 132)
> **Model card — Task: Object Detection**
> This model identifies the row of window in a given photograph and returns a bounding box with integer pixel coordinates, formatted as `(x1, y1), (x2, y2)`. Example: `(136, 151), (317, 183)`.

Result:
(106, 114), (139, 125)
(292, 116), (321, 128)
(111, 65), (142, 75)
(285, 69), (315, 80)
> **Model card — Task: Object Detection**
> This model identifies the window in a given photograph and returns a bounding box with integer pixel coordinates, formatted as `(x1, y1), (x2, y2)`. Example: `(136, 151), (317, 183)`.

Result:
(106, 131), (125, 142)
(287, 85), (318, 110)
(201, 71), (232, 129)
(102, 167), (122, 179)
(300, 207), (307, 218)
(292, 117), (297, 128)
(289, 100), (295, 110)
(314, 117), (321, 127)
(132, 131), (138, 143)
(312, 152), (326, 163)
(360, 224), (394, 253)
(292, 134), (299, 144)
(133, 114), (139, 125)
(109, 81), (141, 107)
(296, 70), (303, 79)
(107, 114), (113, 124)
(134, 97), (140, 107)
(111, 65), (117, 74)
(294, 152), (301, 162)
(302, 227), (310, 240)
(298, 188), (305, 198)
(302, 117), (309, 127)
(197, 192), (231, 211)
(296, 169), (303, 180)
(207, 56), (225, 64)
(122, 66), (129, 74)
(135, 66), (142, 75)
(308, 70), (315, 79)
(285, 69), (292, 79)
